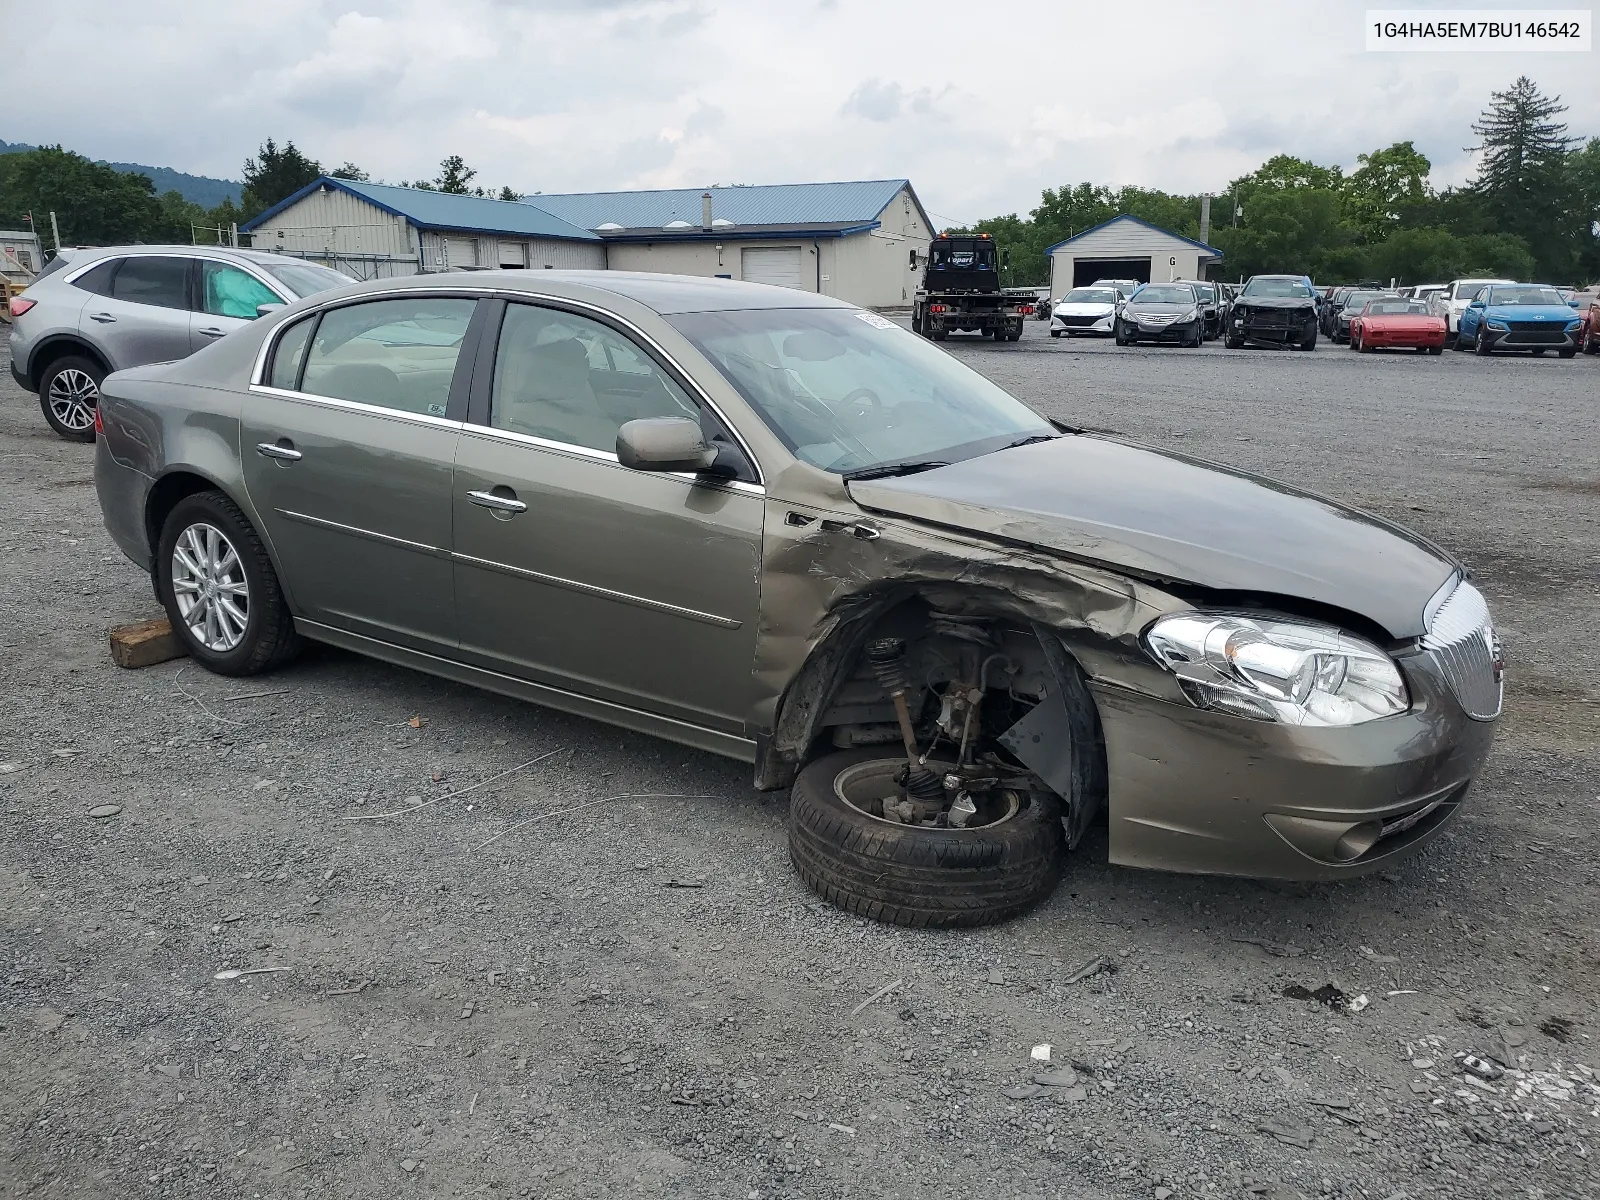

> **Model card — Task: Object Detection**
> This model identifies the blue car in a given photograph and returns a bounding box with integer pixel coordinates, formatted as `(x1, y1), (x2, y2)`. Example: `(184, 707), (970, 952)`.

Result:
(1455, 284), (1583, 357)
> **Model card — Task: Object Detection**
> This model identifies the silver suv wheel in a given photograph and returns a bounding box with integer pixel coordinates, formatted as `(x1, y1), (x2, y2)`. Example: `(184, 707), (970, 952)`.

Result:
(46, 368), (99, 434)
(170, 522), (250, 652)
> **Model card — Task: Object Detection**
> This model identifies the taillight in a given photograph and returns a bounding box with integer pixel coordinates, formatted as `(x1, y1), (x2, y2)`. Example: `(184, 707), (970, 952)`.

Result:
(93, 403), (103, 436)
(930, 304), (947, 313)
(1019, 305), (1034, 315)
(8, 296), (36, 318)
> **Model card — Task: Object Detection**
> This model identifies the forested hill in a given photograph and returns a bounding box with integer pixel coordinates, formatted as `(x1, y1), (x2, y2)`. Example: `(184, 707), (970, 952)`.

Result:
(0, 139), (241, 208)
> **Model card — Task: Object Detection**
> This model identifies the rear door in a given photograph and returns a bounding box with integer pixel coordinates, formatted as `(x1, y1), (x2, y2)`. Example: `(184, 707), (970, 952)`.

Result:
(241, 293), (485, 652)
(80, 255), (195, 369)
(191, 259), (288, 352)
(450, 298), (763, 734)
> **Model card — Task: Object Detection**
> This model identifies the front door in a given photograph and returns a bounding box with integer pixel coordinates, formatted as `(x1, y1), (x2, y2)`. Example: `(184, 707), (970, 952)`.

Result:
(241, 293), (481, 651)
(191, 259), (285, 352)
(451, 299), (763, 734)
(80, 254), (194, 369)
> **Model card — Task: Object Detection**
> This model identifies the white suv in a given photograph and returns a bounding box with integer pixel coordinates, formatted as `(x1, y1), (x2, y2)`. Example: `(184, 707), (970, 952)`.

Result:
(1431, 278), (1516, 342)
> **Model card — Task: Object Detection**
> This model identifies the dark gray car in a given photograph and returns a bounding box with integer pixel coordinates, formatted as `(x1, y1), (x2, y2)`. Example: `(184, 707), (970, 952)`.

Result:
(8, 246), (352, 440)
(93, 271), (1501, 927)
(1114, 283), (1204, 347)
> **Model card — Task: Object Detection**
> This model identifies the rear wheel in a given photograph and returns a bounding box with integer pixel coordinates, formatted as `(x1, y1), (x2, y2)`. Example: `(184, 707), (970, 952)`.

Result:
(38, 356), (105, 442)
(156, 491), (301, 677)
(788, 749), (1066, 928)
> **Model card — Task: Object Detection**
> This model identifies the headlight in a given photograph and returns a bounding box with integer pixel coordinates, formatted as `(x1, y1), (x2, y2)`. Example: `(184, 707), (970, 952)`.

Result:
(1486, 320), (1508, 330)
(1146, 612), (1408, 726)
(1566, 320), (1581, 330)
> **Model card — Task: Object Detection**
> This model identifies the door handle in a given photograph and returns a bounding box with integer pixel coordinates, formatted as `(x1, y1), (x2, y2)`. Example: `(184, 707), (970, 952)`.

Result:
(89, 312), (116, 323)
(467, 489), (527, 515)
(198, 326), (227, 338)
(255, 441), (302, 462)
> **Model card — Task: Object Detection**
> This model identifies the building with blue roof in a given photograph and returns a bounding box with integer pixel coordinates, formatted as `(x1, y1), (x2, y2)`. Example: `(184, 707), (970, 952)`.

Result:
(1044, 215), (1223, 300)
(240, 175), (934, 307)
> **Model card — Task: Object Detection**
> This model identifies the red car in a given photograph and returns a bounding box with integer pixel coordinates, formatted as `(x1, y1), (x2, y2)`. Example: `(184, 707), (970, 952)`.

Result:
(1350, 298), (1448, 354)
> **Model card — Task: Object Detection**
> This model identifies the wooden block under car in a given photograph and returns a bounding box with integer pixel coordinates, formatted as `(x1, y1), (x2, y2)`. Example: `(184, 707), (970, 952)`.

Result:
(108, 617), (186, 669)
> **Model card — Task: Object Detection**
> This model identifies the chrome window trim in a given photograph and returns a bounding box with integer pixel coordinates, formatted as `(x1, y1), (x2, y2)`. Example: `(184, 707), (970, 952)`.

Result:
(451, 552), (742, 629)
(65, 250), (294, 305)
(248, 284), (767, 486)
(456, 421), (765, 497)
(246, 384), (468, 433)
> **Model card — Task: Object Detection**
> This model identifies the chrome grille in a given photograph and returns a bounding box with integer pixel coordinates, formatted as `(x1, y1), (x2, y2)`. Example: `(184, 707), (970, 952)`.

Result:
(1422, 579), (1502, 720)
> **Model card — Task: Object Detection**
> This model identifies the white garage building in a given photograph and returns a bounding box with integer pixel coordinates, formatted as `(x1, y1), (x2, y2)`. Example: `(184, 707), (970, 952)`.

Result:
(1046, 216), (1223, 299)
(241, 176), (933, 308)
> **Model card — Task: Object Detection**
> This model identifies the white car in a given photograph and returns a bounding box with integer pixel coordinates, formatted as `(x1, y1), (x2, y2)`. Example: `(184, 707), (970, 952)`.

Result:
(1050, 286), (1121, 338)
(1431, 278), (1516, 339)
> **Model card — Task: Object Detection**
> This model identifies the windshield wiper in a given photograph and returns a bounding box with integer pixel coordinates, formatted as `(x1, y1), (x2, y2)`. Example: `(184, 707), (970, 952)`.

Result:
(842, 459), (950, 482)
(1001, 434), (1059, 451)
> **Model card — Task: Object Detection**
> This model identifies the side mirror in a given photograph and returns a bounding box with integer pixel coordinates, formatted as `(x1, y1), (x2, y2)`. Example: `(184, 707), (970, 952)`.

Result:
(1468, 298), (1485, 309)
(1568, 298), (1581, 308)
(1001, 248), (1011, 267)
(256, 302), (286, 318)
(909, 250), (918, 269)
(616, 417), (717, 473)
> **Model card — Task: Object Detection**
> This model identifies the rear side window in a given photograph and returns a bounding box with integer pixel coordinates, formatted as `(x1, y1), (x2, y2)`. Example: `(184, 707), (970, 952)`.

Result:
(268, 316), (315, 390)
(72, 259), (122, 296)
(201, 261), (280, 319)
(111, 257), (191, 310)
(299, 297), (477, 417)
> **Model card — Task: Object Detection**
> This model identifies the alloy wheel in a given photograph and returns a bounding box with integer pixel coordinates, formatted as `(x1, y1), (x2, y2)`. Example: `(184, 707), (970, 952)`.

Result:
(170, 522), (250, 652)
(46, 368), (99, 433)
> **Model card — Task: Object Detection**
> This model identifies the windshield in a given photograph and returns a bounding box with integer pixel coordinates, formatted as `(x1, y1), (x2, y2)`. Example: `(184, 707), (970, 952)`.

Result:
(1131, 285), (1194, 305)
(1341, 291), (1384, 310)
(1365, 300), (1431, 315)
(931, 242), (996, 270)
(1242, 277), (1313, 298)
(668, 308), (1054, 475)
(263, 260), (356, 298)
(1454, 281), (1500, 300)
(1064, 288), (1116, 303)
(1189, 284), (1216, 300)
(1484, 286), (1566, 306)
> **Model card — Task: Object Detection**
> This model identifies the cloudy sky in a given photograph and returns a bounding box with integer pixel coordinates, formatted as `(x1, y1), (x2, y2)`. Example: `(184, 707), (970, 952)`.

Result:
(16, 0), (1600, 220)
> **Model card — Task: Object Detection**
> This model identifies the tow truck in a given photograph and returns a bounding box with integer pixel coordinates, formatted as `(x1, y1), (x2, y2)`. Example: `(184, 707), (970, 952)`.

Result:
(911, 232), (1036, 343)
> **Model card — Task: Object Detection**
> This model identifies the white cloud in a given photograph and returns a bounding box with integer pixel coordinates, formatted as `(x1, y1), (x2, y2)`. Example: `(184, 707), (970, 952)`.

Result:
(13, 0), (1599, 218)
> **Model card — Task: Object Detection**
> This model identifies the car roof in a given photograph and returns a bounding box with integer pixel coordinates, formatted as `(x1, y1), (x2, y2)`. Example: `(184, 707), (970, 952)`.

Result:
(56, 244), (302, 266)
(308, 269), (859, 315)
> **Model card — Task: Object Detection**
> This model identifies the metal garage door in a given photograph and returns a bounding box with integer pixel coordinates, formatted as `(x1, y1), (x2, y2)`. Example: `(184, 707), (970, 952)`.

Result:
(742, 247), (803, 289)
(443, 237), (479, 269)
(498, 241), (527, 268)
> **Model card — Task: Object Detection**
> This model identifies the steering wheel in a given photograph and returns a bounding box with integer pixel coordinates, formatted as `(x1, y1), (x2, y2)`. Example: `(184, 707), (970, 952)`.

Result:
(840, 387), (882, 409)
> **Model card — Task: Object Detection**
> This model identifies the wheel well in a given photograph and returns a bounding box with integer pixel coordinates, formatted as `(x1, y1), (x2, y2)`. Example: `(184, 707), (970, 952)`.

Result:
(144, 472), (220, 558)
(29, 337), (111, 388)
(760, 590), (1109, 827)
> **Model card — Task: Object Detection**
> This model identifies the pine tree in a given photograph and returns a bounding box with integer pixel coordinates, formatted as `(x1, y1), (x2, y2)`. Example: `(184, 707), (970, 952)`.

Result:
(1467, 77), (1577, 277)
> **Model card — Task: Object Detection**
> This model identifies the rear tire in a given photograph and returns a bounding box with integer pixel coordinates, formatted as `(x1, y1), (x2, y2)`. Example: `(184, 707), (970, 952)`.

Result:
(156, 490), (302, 677)
(38, 355), (105, 442)
(787, 748), (1067, 928)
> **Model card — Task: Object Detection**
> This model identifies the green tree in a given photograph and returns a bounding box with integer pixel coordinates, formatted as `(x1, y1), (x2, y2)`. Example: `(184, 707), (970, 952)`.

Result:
(329, 162), (369, 181)
(434, 155), (477, 195)
(497, 185), (523, 202)
(1343, 141), (1432, 241)
(241, 139), (323, 217)
(1209, 187), (1353, 279)
(0, 146), (163, 244)
(1467, 76), (1576, 278)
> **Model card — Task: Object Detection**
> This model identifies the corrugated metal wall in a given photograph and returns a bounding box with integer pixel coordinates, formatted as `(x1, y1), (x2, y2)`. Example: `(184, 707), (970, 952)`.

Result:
(417, 231), (604, 273)
(249, 188), (414, 259)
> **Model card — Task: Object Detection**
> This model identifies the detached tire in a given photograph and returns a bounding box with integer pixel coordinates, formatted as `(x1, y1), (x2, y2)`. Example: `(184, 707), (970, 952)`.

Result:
(788, 749), (1066, 928)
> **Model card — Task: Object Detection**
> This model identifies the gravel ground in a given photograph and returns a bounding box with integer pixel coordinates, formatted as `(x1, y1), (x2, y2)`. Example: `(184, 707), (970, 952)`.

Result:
(2, 329), (1597, 1200)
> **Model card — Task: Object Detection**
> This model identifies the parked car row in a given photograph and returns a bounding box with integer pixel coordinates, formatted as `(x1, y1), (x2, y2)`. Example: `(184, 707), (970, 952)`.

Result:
(1048, 278), (1223, 347)
(12, 264), (1503, 928)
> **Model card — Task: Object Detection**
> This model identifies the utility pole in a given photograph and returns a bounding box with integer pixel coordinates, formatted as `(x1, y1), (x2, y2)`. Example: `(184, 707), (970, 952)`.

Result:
(49, 211), (62, 250)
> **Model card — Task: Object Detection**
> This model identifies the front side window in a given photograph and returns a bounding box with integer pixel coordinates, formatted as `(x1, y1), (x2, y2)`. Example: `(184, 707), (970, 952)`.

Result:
(111, 256), (191, 309)
(299, 297), (477, 417)
(201, 261), (281, 319)
(491, 304), (699, 452)
(670, 307), (1053, 475)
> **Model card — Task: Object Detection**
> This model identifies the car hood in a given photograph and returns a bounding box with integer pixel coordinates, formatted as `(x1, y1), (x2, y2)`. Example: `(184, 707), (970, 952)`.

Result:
(1233, 295), (1316, 309)
(846, 434), (1457, 639)
(1483, 304), (1576, 322)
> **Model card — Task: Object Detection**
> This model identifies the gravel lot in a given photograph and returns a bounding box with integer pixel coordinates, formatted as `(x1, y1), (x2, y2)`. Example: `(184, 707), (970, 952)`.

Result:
(3, 329), (1597, 1200)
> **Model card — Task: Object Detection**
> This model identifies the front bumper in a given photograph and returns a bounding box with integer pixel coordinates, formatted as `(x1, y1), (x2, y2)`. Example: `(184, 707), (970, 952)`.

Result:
(1052, 314), (1114, 335)
(1121, 317), (1199, 343)
(1094, 651), (1496, 880)
(1232, 310), (1316, 346)
(1480, 327), (1578, 352)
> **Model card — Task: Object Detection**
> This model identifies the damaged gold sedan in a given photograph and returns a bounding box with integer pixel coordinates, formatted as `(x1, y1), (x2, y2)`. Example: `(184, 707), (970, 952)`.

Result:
(94, 273), (1502, 927)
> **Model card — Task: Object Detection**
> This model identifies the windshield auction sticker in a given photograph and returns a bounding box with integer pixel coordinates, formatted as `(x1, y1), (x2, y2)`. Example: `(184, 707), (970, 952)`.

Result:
(1367, 9), (1591, 50)
(854, 312), (898, 330)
